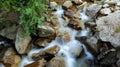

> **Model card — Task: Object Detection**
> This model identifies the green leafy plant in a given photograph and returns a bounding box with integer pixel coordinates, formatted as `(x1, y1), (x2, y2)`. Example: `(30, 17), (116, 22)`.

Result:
(0, 0), (48, 36)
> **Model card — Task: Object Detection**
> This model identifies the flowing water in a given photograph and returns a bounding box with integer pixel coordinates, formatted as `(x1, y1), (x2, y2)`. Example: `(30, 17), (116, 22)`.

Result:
(19, 6), (94, 67)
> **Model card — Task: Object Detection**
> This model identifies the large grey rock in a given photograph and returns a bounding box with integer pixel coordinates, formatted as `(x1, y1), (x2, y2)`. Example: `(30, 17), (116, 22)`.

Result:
(86, 4), (102, 18)
(96, 11), (120, 47)
(15, 30), (32, 54)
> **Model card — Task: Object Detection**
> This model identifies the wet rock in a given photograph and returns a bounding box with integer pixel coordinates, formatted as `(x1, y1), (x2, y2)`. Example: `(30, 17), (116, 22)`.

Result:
(24, 59), (46, 67)
(64, 9), (75, 18)
(63, 1), (73, 9)
(68, 18), (84, 30)
(117, 59), (120, 67)
(46, 56), (65, 67)
(96, 11), (120, 47)
(104, 0), (118, 4)
(72, 0), (83, 5)
(30, 45), (60, 61)
(57, 27), (71, 41)
(76, 36), (98, 54)
(96, 49), (117, 66)
(0, 25), (18, 40)
(50, 2), (58, 10)
(15, 30), (32, 54)
(34, 38), (48, 47)
(2, 48), (21, 67)
(37, 25), (56, 38)
(50, 0), (66, 4)
(44, 45), (60, 54)
(86, 4), (102, 18)
(100, 8), (111, 15)
(64, 9), (81, 19)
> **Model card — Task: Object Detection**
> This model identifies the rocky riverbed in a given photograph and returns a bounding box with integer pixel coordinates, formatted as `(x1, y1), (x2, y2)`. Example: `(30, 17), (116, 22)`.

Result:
(0, 0), (120, 67)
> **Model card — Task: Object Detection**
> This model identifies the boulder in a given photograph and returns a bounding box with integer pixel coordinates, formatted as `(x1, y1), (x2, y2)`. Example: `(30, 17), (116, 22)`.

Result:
(30, 45), (60, 61)
(86, 4), (102, 18)
(34, 38), (48, 47)
(57, 27), (72, 41)
(72, 0), (83, 5)
(0, 25), (18, 40)
(68, 18), (85, 29)
(96, 11), (120, 47)
(46, 56), (65, 67)
(15, 29), (32, 54)
(24, 59), (46, 67)
(50, 2), (58, 9)
(37, 25), (56, 38)
(2, 48), (21, 67)
(63, 1), (73, 8)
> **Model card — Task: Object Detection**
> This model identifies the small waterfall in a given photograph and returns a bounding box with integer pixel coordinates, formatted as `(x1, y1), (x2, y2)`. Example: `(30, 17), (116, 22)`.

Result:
(18, 5), (94, 67)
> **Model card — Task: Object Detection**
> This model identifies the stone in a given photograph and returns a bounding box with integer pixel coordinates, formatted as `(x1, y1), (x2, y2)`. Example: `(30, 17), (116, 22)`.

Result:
(63, 1), (73, 8)
(34, 38), (48, 47)
(44, 45), (60, 54)
(50, 2), (58, 9)
(2, 48), (21, 67)
(117, 59), (120, 67)
(104, 0), (118, 4)
(100, 8), (111, 15)
(64, 9), (81, 19)
(72, 0), (83, 5)
(46, 56), (65, 67)
(15, 29), (32, 54)
(64, 9), (75, 18)
(24, 59), (46, 67)
(30, 45), (60, 61)
(86, 4), (102, 18)
(49, 0), (66, 5)
(37, 25), (56, 38)
(96, 11), (120, 47)
(0, 25), (18, 40)
(96, 49), (117, 66)
(68, 18), (85, 30)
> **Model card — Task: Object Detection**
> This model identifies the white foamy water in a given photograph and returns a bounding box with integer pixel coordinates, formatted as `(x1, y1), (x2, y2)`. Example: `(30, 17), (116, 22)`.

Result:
(0, 63), (4, 67)
(18, 5), (93, 67)
(19, 56), (34, 67)
(79, 7), (90, 22)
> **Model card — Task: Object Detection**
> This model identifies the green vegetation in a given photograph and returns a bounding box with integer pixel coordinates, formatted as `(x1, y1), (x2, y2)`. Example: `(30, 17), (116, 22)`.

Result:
(0, 0), (48, 36)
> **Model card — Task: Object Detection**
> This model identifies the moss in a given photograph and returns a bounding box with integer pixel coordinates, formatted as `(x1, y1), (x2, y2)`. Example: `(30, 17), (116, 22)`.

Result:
(115, 26), (120, 32)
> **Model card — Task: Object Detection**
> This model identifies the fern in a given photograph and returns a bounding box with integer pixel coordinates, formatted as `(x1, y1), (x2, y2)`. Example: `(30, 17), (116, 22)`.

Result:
(0, 0), (48, 36)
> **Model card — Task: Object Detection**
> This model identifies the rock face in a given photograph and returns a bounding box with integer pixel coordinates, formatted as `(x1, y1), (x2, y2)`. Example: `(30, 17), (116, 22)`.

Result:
(96, 11), (120, 47)
(24, 59), (46, 67)
(86, 4), (102, 18)
(15, 30), (32, 54)
(2, 48), (21, 67)
(46, 56), (65, 67)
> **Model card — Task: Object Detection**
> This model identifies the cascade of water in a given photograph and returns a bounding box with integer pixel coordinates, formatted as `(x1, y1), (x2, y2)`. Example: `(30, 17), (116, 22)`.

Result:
(19, 5), (94, 67)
